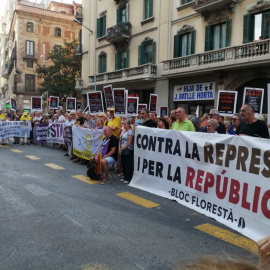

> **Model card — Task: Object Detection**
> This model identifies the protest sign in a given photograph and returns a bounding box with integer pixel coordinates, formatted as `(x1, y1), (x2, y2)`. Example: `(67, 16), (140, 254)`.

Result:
(103, 85), (114, 110)
(87, 91), (104, 114)
(72, 126), (103, 159)
(127, 97), (139, 115)
(0, 121), (31, 139)
(113, 88), (126, 116)
(217, 91), (238, 116)
(243, 87), (264, 114)
(35, 123), (48, 144)
(130, 126), (270, 242)
(149, 94), (158, 113)
(138, 104), (147, 111)
(49, 96), (59, 110)
(31, 97), (42, 112)
(10, 98), (17, 111)
(64, 126), (73, 154)
(173, 82), (215, 101)
(47, 122), (64, 144)
(159, 106), (168, 117)
(66, 97), (76, 111)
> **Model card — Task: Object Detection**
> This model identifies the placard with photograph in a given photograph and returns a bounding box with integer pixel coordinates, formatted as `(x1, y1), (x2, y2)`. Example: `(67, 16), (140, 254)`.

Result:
(31, 96), (42, 112)
(10, 98), (17, 111)
(66, 97), (76, 111)
(49, 96), (59, 109)
(87, 91), (104, 114)
(127, 97), (139, 115)
(243, 87), (264, 114)
(217, 91), (238, 116)
(159, 106), (168, 117)
(113, 88), (126, 116)
(149, 94), (158, 112)
(103, 85), (114, 110)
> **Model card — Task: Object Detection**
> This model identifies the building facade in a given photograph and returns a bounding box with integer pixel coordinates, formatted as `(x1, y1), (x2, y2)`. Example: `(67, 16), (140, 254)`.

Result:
(78, 0), (270, 115)
(0, 0), (82, 111)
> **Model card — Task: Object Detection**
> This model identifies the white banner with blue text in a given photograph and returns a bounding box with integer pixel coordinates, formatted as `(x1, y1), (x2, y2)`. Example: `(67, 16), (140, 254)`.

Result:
(0, 121), (31, 139)
(130, 126), (270, 242)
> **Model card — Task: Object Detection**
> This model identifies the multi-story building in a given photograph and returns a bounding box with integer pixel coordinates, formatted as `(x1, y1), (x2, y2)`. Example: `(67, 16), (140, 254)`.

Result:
(78, 0), (270, 115)
(0, 0), (82, 110)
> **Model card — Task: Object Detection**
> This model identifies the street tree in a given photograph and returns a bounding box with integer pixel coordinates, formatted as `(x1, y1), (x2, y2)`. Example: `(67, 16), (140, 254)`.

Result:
(35, 39), (81, 102)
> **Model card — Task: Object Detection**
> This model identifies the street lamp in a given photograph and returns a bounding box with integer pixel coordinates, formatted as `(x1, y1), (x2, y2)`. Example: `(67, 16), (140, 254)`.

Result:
(73, 18), (96, 92)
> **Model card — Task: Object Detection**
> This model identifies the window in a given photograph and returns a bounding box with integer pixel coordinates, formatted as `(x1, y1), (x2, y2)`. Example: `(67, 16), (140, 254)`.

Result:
(26, 61), (33, 68)
(99, 52), (107, 73)
(244, 11), (270, 43)
(182, 0), (193, 4)
(26, 22), (34, 32)
(117, 5), (128, 23)
(25, 75), (35, 92)
(174, 31), (196, 57)
(205, 20), (231, 51)
(97, 16), (106, 38)
(54, 27), (61, 37)
(25, 40), (35, 57)
(144, 0), (153, 19)
(115, 50), (129, 70)
(138, 42), (156, 65)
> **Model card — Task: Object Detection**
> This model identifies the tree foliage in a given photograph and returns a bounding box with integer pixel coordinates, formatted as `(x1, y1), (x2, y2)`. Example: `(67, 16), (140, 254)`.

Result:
(35, 39), (81, 102)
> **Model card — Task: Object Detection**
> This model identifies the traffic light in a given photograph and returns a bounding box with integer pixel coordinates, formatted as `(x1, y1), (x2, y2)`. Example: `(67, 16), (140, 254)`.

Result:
(45, 98), (50, 106)
(6, 104), (10, 108)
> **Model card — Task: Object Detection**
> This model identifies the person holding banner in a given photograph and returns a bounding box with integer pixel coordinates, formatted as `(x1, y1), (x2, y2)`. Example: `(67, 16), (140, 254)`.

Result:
(208, 109), (226, 134)
(171, 107), (195, 131)
(83, 112), (96, 129)
(119, 119), (134, 184)
(11, 110), (22, 144)
(140, 109), (157, 128)
(238, 104), (269, 138)
(227, 113), (243, 135)
(20, 111), (32, 145)
(157, 117), (169, 129)
(206, 119), (219, 134)
(107, 108), (121, 138)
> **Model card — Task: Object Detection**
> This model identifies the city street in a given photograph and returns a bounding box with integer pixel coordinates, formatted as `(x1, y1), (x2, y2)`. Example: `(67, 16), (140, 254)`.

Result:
(0, 143), (258, 270)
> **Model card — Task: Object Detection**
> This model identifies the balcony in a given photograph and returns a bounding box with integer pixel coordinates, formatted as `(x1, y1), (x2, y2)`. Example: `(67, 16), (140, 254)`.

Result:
(193, 0), (240, 14)
(23, 52), (37, 60)
(162, 39), (270, 78)
(8, 47), (16, 74)
(75, 78), (83, 89)
(106, 22), (132, 45)
(75, 6), (82, 22)
(88, 64), (157, 86)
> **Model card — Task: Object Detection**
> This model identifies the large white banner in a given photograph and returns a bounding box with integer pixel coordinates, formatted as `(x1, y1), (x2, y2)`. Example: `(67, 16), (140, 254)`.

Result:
(72, 126), (103, 159)
(0, 121), (31, 139)
(130, 126), (270, 242)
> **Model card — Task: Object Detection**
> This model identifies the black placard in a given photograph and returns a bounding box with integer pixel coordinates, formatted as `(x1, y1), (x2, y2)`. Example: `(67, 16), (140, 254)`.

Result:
(243, 87), (264, 114)
(66, 97), (76, 111)
(49, 96), (59, 109)
(149, 94), (158, 112)
(127, 97), (139, 115)
(31, 97), (42, 112)
(103, 85), (114, 110)
(217, 91), (238, 116)
(159, 106), (168, 117)
(87, 91), (104, 114)
(11, 98), (17, 111)
(113, 88), (126, 116)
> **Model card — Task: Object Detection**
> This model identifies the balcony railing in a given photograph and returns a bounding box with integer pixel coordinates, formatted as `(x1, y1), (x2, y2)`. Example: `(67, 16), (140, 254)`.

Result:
(193, 0), (238, 13)
(162, 40), (270, 76)
(23, 52), (37, 60)
(88, 64), (157, 86)
(106, 22), (132, 44)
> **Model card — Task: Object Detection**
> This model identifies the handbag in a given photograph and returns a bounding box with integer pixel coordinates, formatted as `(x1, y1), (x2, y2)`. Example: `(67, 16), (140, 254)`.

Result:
(121, 148), (131, 156)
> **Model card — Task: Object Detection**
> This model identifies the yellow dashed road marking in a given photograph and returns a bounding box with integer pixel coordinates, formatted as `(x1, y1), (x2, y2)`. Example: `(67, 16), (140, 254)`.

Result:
(44, 163), (65, 170)
(73, 175), (99, 184)
(11, 149), (23, 153)
(195, 223), (258, 254)
(25, 155), (40, 160)
(0, 145), (9, 148)
(116, 192), (160, 208)
(80, 263), (111, 270)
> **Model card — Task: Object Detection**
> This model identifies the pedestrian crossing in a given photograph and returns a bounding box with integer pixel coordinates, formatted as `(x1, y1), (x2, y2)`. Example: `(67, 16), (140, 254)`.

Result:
(3, 146), (258, 256)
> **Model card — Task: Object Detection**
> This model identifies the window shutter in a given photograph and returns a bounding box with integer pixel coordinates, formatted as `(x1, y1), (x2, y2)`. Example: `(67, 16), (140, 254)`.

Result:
(205, 25), (213, 51)
(126, 4), (129, 22)
(117, 8), (121, 24)
(149, 0), (153, 18)
(138, 44), (145, 65)
(262, 12), (270, 39)
(151, 42), (156, 64)
(97, 18), (101, 38)
(102, 16), (107, 36)
(225, 19), (231, 47)
(115, 52), (121, 70)
(243, 14), (254, 43)
(126, 49), (130, 68)
(103, 55), (107, 73)
(190, 30), (196, 54)
(173, 34), (182, 58)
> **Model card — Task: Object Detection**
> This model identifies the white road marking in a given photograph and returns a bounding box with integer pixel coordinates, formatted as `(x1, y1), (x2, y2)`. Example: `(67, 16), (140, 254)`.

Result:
(24, 184), (51, 197)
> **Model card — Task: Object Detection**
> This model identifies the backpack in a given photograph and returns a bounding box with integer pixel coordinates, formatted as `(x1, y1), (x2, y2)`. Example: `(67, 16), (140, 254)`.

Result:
(86, 160), (100, 180)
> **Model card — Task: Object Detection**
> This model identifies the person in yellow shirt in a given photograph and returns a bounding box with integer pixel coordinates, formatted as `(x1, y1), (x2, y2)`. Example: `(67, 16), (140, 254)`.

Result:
(107, 108), (121, 139)
(20, 111), (32, 144)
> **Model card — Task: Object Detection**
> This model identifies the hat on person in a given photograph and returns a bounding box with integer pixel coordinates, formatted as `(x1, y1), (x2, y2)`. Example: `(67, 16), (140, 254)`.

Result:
(108, 108), (114, 111)
(23, 111), (28, 116)
(99, 113), (106, 117)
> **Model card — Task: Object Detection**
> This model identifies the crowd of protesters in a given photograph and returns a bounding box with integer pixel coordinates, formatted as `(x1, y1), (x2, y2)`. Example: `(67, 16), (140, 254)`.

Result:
(0, 103), (269, 184)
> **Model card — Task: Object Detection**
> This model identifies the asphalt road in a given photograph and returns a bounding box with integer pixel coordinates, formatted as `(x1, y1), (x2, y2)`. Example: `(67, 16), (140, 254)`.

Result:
(0, 143), (258, 270)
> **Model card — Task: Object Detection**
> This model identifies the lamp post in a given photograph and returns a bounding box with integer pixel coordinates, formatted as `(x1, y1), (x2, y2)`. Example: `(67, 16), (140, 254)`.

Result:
(73, 19), (96, 92)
